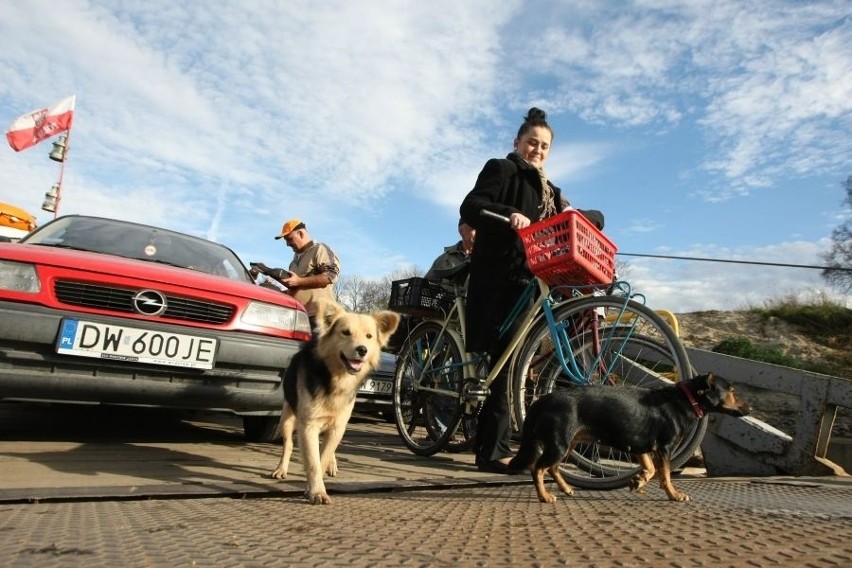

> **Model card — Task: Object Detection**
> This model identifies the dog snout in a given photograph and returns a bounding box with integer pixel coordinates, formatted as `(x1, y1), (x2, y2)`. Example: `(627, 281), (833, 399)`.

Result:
(355, 345), (367, 358)
(724, 390), (752, 416)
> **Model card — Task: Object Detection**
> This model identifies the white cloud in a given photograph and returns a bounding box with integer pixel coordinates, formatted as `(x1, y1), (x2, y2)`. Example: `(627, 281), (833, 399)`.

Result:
(546, 143), (610, 182)
(519, 1), (852, 200)
(623, 218), (663, 235)
(0, 0), (519, 227)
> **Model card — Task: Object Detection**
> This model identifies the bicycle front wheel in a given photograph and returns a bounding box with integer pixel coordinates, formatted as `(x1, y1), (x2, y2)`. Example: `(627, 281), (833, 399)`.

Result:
(392, 321), (466, 456)
(444, 413), (478, 453)
(511, 294), (703, 490)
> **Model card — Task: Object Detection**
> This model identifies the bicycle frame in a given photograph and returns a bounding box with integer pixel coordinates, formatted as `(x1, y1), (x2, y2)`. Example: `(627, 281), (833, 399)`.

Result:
(543, 281), (653, 385)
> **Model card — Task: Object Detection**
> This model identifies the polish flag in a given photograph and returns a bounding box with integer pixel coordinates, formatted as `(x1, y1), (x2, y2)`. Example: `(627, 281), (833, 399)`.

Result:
(5, 95), (76, 152)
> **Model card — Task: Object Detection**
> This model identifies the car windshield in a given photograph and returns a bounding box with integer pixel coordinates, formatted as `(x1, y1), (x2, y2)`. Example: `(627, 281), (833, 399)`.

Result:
(22, 215), (251, 282)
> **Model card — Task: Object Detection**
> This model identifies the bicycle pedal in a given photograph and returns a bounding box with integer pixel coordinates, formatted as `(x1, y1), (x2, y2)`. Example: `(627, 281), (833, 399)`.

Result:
(464, 392), (488, 403)
(463, 382), (489, 402)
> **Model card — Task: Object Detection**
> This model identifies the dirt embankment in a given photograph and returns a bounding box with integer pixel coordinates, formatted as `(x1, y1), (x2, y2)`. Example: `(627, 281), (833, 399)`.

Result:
(675, 311), (844, 364)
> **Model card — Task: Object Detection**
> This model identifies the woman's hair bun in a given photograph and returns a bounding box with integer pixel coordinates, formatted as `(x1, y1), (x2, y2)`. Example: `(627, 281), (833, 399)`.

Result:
(525, 107), (547, 123)
(516, 106), (552, 140)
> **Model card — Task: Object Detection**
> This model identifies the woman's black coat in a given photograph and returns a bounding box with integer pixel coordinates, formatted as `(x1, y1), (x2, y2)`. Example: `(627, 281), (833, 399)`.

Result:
(459, 153), (563, 354)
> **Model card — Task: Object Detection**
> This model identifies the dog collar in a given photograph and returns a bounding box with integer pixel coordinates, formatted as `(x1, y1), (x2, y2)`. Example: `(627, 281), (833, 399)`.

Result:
(677, 382), (704, 418)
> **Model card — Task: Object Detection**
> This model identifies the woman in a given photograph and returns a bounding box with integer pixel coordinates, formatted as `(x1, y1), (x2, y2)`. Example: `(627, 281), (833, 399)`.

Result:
(460, 107), (602, 473)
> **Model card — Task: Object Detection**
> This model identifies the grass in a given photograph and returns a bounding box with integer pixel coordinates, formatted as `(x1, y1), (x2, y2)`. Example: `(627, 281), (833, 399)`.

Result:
(711, 293), (851, 378)
(712, 336), (800, 367)
(750, 293), (852, 337)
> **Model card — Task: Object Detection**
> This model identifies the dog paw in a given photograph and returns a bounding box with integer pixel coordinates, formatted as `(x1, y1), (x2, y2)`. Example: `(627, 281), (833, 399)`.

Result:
(305, 490), (332, 505)
(668, 492), (691, 502)
(270, 468), (288, 480)
(326, 457), (338, 477)
(629, 475), (649, 493)
(538, 491), (558, 504)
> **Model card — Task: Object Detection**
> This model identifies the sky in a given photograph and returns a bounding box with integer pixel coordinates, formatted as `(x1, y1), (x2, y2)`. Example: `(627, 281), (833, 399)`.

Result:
(1, 0), (849, 313)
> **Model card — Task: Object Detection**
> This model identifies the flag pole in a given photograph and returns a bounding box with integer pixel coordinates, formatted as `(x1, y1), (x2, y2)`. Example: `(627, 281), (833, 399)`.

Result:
(51, 117), (73, 219)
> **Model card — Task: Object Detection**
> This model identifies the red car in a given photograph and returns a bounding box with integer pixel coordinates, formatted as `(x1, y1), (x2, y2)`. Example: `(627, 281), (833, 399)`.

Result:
(0, 215), (312, 442)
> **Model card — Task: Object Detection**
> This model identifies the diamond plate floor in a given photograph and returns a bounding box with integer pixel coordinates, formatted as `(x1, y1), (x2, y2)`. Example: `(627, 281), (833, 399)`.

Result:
(1, 479), (850, 567)
(0, 402), (849, 567)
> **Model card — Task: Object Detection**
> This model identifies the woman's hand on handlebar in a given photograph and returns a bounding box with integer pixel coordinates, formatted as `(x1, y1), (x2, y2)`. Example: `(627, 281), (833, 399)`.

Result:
(479, 209), (531, 230)
(509, 213), (531, 230)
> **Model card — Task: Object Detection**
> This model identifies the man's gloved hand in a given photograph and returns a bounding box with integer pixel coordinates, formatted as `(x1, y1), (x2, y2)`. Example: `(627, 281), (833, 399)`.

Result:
(250, 262), (292, 281)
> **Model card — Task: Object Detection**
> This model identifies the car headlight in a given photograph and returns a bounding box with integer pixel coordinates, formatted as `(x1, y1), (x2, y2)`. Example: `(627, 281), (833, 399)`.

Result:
(242, 301), (311, 334)
(0, 260), (40, 293)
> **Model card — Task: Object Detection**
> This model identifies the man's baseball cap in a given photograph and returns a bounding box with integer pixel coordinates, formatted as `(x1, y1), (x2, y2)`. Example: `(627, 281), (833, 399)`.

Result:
(274, 218), (305, 240)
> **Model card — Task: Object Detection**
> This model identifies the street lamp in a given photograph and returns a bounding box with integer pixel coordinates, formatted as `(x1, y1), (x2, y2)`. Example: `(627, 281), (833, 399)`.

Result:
(49, 136), (68, 162)
(41, 184), (59, 213)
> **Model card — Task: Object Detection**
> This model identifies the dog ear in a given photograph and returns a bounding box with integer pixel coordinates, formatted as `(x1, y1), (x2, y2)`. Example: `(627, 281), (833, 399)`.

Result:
(315, 299), (344, 335)
(692, 372), (714, 395)
(372, 310), (401, 346)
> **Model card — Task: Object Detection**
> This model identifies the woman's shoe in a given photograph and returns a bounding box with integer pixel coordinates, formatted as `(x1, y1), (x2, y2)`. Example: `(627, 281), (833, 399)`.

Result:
(475, 455), (512, 474)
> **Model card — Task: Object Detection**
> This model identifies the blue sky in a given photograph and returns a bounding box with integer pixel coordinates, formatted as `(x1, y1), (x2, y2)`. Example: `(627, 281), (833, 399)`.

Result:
(1, 0), (849, 312)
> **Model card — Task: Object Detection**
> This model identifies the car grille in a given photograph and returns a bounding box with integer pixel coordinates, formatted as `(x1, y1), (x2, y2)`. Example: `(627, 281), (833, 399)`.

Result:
(54, 281), (235, 325)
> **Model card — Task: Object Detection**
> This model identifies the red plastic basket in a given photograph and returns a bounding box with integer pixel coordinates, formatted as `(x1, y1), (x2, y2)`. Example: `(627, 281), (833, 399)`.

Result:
(518, 210), (617, 286)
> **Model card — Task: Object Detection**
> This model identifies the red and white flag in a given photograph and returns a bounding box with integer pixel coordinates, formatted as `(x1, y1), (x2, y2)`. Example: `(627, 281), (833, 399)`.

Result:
(5, 95), (76, 152)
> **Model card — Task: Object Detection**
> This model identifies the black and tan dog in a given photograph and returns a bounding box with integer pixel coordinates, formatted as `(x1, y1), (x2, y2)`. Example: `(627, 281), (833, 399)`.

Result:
(271, 299), (399, 505)
(508, 373), (751, 503)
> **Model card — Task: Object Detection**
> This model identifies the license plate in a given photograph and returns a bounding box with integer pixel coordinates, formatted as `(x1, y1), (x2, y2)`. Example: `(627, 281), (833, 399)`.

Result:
(359, 377), (393, 395)
(57, 319), (218, 370)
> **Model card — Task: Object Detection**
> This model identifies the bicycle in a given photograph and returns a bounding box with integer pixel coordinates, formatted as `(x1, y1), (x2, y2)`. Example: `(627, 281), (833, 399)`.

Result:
(390, 209), (704, 490)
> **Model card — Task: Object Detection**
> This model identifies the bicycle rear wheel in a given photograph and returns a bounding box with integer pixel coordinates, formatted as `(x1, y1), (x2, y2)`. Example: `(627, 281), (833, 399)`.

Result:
(511, 294), (703, 490)
(392, 321), (465, 456)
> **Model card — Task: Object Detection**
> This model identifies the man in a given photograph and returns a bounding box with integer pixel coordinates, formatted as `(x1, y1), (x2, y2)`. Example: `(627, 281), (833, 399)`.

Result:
(424, 219), (475, 281)
(272, 218), (341, 324)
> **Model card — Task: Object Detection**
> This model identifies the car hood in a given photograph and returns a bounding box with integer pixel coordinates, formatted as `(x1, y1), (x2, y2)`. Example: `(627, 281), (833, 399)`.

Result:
(376, 351), (397, 376)
(1, 242), (303, 309)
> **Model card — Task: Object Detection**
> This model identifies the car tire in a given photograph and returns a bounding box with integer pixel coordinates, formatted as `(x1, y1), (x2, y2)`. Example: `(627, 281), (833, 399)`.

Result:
(242, 415), (282, 443)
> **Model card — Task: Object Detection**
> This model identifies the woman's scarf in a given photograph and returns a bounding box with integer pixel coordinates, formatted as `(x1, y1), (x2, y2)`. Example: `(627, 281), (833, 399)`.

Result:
(537, 168), (558, 218)
(513, 152), (558, 218)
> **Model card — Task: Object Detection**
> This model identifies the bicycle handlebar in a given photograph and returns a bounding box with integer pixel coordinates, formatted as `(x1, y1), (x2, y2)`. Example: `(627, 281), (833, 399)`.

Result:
(479, 209), (511, 223)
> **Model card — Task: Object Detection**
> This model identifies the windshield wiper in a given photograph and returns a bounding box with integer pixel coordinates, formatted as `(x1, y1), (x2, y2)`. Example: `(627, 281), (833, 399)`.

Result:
(34, 243), (96, 252)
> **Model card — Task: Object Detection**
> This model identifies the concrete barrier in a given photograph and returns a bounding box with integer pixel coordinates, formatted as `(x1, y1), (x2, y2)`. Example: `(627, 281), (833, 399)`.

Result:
(687, 348), (850, 477)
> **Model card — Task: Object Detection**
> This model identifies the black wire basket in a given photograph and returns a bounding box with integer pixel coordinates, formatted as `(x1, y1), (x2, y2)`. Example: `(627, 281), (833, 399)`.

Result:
(388, 277), (453, 317)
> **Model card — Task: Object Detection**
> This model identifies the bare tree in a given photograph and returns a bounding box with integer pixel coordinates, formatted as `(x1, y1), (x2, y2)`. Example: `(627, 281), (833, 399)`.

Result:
(821, 175), (852, 293)
(334, 266), (423, 313)
(334, 274), (370, 312)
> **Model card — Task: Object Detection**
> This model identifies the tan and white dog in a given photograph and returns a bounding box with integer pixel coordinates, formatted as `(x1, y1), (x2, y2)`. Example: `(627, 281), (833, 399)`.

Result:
(271, 299), (399, 504)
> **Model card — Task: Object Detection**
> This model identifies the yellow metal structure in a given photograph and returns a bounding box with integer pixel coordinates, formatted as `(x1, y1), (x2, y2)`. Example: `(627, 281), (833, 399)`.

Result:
(0, 203), (37, 231)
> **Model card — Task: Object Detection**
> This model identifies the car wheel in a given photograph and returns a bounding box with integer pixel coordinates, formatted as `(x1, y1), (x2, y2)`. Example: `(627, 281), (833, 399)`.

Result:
(242, 415), (282, 443)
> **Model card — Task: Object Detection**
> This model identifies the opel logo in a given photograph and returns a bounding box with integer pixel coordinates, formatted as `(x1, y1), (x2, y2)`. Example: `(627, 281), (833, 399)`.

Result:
(132, 289), (168, 316)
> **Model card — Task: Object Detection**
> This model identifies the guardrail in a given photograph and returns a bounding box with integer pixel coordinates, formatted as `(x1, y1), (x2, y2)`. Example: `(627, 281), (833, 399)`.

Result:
(687, 348), (850, 477)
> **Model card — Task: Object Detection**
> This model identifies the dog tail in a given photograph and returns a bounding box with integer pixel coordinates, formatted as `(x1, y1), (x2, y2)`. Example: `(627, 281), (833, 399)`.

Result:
(507, 401), (541, 473)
